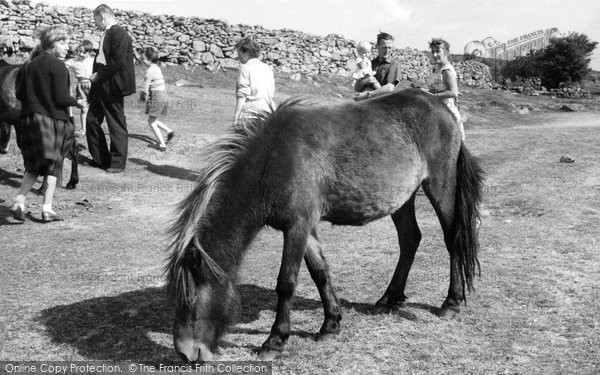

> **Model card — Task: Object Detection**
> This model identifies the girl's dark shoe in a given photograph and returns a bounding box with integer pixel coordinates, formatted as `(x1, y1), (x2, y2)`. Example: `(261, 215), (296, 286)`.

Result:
(9, 204), (26, 221)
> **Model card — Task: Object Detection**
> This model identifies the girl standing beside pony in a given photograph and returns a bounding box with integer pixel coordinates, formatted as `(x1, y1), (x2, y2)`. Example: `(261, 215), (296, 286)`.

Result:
(139, 47), (174, 152)
(426, 38), (465, 140)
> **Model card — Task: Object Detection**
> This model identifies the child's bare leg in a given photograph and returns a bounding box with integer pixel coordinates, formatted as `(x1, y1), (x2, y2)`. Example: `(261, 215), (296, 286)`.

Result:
(148, 116), (166, 146)
(79, 106), (88, 134)
(13, 172), (38, 205)
(154, 120), (173, 135)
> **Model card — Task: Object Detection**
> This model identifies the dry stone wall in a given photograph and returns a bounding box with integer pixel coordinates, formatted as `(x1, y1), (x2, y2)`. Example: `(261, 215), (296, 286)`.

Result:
(1, 0), (492, 87)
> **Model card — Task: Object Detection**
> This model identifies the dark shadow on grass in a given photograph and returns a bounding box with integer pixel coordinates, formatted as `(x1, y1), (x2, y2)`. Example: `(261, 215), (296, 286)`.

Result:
(38, 283), (417, 363)
(37, 285), (323, 363)
(404, 302), (440, 316)
(0, 205), (26, 226)
(129, 157), (199, 182)
(128, 133), (156, 144)
(24, 211), (47, 224)
(0, 166), (22, 188)
(38, 287), (175, 364)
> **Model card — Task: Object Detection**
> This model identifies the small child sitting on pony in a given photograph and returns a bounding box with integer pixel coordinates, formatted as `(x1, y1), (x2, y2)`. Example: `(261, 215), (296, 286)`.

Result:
(352, 40), (381, 93)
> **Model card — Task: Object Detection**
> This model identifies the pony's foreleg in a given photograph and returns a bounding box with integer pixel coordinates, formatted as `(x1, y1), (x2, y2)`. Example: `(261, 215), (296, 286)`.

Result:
(304, 226), (342, 338)
(373, 195), (421, 313)
(66, 141), (79, 189)
(259, 223), (311, 360)
(0, 121), (11, 154)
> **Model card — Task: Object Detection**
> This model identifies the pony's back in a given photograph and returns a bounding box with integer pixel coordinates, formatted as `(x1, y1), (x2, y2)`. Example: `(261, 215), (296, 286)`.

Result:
(234, 89), (462, 227)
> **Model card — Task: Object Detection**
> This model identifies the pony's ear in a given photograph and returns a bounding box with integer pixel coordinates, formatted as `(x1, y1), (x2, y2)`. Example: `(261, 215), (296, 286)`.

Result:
(185, 246), (203, 287)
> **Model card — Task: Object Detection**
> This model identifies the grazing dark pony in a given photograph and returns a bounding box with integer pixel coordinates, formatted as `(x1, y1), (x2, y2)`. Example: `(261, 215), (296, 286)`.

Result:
(166, 88), (484, 362)
(0, 60), (20, 154)
(0, 59), (79, 188)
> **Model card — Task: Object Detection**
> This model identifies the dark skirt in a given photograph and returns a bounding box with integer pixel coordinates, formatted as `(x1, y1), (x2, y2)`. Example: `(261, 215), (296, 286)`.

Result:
(16, 113), (75, 177)
(146, 90), (168, 117)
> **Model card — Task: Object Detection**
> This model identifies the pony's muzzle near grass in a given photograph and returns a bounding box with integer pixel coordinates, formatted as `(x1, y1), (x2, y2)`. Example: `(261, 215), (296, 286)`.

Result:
(166, 89), (484, 361)
(173, 323), (216, 362)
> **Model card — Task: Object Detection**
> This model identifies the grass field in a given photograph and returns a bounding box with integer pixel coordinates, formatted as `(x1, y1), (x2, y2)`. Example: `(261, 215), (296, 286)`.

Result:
(1, 66), (599, 374)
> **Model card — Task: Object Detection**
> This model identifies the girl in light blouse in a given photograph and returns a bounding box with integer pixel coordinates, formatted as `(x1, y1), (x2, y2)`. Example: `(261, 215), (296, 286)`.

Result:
(427, 38), (465, 140)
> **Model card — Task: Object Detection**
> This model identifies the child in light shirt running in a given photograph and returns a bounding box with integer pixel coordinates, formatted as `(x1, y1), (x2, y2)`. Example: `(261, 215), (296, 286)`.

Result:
(139, 47), (174, 151)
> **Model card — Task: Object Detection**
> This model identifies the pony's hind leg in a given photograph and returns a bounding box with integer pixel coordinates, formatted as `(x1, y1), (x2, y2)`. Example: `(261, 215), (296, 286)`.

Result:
(259, 221), (313, 360)
(424, 144), (483, 319)
(304, 226), (342, 338)
(422, 178), (463, 319)
(373, 195), (421, 313)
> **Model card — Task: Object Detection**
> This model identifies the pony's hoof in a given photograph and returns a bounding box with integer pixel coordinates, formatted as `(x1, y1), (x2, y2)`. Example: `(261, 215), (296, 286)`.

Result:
(65, 182), (77, 190)
(439, 307), (459, 320)
(257, 350), (279, 361)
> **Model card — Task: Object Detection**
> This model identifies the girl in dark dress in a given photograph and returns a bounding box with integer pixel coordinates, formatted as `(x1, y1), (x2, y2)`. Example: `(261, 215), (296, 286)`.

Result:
(9, 25), (84, 222)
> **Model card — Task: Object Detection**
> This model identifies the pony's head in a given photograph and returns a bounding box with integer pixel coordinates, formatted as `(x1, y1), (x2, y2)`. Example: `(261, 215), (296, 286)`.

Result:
(165, 120), (268, 362)
(165, 162), (239, 362)
(167, 244), (239, 362)
(166, 103), (309, 362)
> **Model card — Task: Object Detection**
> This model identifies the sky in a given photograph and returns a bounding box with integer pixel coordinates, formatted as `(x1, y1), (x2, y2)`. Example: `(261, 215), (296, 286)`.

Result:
(40, 0), (600, 70)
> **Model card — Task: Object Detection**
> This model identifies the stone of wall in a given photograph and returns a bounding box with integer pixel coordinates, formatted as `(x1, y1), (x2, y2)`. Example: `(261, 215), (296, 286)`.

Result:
(453, 60), (493, 89)
(1, 0), (492, 87)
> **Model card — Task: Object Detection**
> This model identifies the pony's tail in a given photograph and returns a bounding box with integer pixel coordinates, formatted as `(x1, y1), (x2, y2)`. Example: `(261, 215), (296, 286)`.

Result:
(452, 142), (484, 301)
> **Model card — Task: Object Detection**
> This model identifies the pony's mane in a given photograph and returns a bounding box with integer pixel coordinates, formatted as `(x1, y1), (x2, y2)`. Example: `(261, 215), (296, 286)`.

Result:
(165, 99), (306, 308)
